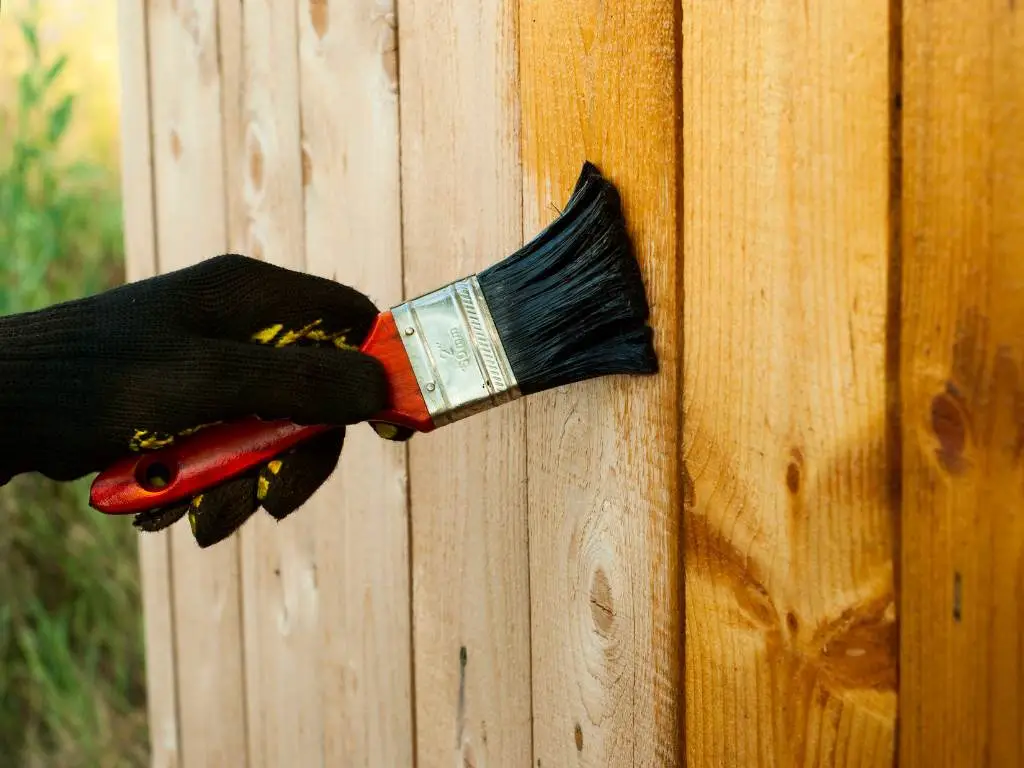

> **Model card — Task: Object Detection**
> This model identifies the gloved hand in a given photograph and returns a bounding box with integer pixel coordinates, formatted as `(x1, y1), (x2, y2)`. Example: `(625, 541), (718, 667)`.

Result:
(0, 254), (411, 547)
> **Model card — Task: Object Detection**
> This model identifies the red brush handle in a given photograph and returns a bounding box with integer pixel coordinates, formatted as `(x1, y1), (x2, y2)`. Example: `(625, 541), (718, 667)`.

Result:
(89, 311), (433, 515)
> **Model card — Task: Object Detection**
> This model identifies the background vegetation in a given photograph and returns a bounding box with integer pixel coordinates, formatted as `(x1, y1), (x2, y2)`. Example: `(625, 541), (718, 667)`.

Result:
(0, 1), (149, 765)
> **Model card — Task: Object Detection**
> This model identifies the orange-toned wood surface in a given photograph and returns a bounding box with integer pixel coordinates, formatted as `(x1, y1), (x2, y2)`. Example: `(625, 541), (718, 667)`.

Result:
(900, 1), (1024, 765)
(682, 2), (897, 765)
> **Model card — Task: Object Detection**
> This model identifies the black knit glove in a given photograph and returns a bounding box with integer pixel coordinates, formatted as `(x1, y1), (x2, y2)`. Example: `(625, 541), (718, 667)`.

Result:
(0, 254), (410, 547)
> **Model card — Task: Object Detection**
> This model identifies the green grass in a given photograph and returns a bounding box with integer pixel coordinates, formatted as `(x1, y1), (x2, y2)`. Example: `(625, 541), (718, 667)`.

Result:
(0, 7), (149, 767)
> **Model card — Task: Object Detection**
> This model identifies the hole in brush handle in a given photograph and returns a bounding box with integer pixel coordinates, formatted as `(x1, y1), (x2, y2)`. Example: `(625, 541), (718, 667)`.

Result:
(137, 456), (176, 491)
(90, 419), (332, 514)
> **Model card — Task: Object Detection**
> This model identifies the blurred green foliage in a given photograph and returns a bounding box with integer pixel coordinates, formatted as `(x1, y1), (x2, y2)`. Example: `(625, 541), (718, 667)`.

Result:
(0, 6), (148, 767)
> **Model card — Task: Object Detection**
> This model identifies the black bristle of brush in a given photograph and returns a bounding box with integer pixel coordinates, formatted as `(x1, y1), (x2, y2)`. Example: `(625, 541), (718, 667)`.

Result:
(477, 161), (657, 396)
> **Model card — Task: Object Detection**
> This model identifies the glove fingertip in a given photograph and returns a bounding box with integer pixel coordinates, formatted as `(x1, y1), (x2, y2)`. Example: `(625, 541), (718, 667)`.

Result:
(133, 502), (190, 533)
(188, 475), (261, 548)
(260, 428), (344, 520)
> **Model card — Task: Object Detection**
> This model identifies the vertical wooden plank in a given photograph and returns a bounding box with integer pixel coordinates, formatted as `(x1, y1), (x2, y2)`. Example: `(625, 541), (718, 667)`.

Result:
(900, 2), (1024, 766)
(146, 0), (249, 764)
(397, 2), (531, 766)
(116, 4), (159, 308)
(117, 1), (180, 766)
(228, 0), (320, 765)
(229, 0), (413, 763)
(298, 0), (414, 764)
(682, 2), (896, 766)
(217, 0), (244, 260)
(519, 2), (683, 765)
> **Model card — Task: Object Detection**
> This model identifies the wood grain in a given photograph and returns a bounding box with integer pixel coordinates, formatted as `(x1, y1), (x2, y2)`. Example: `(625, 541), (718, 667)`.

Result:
(298, 0), (413, 763)
(396, 1), (532, 765)
(116, 1), (180, 765)
(146, 0), (249, 764)
(900, 1), (1024, 765)
(217, 0), (244, 261)
(226, 0), (322, 765)
(682, 2), (897, 766)
(519, 1), (683, 765)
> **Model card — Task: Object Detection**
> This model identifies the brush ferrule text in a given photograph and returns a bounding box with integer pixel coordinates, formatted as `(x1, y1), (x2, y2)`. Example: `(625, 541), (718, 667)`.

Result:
(391, 276), (520, 426)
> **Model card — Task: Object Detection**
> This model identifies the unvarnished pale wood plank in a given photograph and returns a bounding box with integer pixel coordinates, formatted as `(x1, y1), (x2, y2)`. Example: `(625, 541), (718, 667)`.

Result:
(146, 0), (249, 764)
(116, 1), (180, 765)
(298, 0), (413, 763)
(397, 1), (531, 765)
(228, 0), (321, 765)
(217, 0), (244, 261)
(519, 2), (683, 765)
(683, 2), (896, 766)
(900, 2), (1024, 765)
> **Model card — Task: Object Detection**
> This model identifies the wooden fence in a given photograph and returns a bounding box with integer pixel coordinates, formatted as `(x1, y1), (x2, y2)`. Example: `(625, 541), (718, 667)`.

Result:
(116, 0), (1022, 765)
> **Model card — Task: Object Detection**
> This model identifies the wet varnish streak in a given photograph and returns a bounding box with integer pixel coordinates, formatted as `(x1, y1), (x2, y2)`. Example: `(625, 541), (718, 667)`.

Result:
(520, 0), (683, 765)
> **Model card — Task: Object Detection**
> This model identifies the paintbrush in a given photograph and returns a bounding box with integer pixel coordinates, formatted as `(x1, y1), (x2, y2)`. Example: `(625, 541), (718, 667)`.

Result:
(89, 161), (658, 515)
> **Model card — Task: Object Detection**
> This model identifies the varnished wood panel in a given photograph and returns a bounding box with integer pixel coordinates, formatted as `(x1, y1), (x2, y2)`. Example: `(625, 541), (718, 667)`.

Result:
(900, 1), (1024, 765)
(682, 2), (897, 765)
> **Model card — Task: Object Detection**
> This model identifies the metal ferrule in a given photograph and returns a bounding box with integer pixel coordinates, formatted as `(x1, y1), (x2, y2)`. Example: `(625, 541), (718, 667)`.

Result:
(391, 276), (520, 427)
